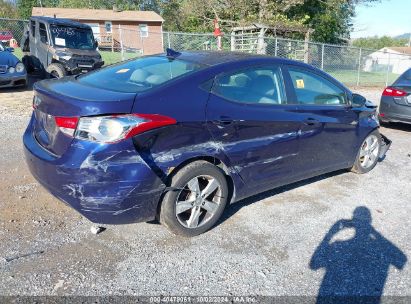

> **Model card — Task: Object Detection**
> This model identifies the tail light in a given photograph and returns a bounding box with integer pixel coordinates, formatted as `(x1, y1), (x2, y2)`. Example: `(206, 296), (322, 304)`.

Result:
(382, 87), (407, 97)
(55, 116), (79, 136)
(55, 114), (176, 143)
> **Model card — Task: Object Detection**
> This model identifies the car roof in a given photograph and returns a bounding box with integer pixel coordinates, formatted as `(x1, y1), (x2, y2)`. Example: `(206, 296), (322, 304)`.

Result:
(166, 50), (349, 92)
(29, 16), (91, 29)
(172, 50), (306, 67)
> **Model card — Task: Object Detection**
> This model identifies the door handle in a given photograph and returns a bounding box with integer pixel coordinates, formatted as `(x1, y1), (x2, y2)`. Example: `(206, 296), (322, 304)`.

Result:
(213, 116), (233, 125)
(303, 118), (320, 126)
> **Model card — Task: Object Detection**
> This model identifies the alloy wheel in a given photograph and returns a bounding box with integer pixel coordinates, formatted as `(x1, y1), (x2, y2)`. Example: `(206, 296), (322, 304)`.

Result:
(175, 175), (222, 229)
(359, 134), (379, 169)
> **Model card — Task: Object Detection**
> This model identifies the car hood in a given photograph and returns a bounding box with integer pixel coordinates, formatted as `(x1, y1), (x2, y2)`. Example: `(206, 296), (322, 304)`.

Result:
(0, 51), (19, 67)
(54, 47), (100, 57)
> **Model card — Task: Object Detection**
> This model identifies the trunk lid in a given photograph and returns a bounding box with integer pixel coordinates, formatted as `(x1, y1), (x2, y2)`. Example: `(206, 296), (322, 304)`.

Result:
(392, 85), (411, 107)
(32, 77), (136, 156)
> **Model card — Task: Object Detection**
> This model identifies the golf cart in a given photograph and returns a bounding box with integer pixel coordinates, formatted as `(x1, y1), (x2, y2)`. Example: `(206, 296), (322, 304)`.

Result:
(21, 16), (104, 78)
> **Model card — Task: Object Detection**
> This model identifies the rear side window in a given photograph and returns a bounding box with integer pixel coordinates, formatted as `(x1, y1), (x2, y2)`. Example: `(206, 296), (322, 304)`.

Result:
(288, 67), (347, 105)
(394, 68), (411, 85)
(78, 56), (205, 93)
(212, 66), (286, 105)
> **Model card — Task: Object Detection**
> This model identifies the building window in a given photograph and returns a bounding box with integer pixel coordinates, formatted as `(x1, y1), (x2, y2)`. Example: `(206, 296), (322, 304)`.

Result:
(139, 24), (148, 37)
(105, 21), (112, 33)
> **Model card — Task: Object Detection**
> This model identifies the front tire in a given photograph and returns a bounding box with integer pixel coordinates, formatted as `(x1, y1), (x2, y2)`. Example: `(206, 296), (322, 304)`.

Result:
(46, 63), (67, 78)
(159, 161), (229, 237)
(351, 130), (381, 174)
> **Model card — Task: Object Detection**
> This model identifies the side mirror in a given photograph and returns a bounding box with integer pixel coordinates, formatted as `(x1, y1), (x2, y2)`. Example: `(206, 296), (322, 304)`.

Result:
(351, 93), (367, 108)
(5, 47), (14, 52)
(94, 40), (98, 48)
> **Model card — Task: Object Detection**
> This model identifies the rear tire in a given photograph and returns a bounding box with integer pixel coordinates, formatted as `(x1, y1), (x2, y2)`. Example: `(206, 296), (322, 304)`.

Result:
(351, 130), (381, 174)
(46, 63), (67, 79)
(159, 161), (229, 237)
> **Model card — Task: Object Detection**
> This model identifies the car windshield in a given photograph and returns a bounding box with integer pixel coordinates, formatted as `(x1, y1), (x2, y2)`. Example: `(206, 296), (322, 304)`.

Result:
(50, 25), (94, 50)
(78, 56), (205, 93)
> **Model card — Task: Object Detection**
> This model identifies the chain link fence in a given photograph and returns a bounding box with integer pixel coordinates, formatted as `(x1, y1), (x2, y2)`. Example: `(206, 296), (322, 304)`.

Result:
(1, 17), (410, 87)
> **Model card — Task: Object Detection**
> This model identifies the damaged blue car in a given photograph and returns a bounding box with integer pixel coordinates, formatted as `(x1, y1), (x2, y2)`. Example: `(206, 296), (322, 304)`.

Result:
(23, 50), (390, 236)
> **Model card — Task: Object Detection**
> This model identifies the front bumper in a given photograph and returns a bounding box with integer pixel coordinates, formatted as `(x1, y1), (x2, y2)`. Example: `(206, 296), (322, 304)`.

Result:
(23, 115), (166, 224)
(379, 133), (391, 159)
(0, 73), (27, 88)
(66, 59), (104, 74)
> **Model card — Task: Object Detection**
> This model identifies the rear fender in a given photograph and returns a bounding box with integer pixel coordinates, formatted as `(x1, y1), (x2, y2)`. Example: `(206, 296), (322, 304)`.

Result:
(132, 124), (245, 203)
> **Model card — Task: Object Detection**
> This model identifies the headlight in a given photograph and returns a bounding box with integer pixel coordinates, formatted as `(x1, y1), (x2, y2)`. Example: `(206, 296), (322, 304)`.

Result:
(16, 62), (25, 73)
(54, 51), (72, 61)
(8, 67), (15, 73)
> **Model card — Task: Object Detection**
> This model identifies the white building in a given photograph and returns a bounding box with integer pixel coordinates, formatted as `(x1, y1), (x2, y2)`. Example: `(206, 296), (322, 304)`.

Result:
(363, 47), (411, 75)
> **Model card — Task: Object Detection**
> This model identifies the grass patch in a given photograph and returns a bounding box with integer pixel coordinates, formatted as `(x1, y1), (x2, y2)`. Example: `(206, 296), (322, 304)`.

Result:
(10, 48), (401, 87)
(328, 70), (399, 86)
(10, 47), (139, 66)
(100, 51), (140, 65)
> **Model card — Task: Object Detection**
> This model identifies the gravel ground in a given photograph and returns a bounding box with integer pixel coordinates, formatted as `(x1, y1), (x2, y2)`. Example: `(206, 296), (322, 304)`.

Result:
(0, 82), (410, 298)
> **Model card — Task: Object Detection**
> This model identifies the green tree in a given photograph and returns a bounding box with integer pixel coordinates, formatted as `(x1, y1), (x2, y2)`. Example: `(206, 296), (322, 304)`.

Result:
(287, 0), (380, 44)
(0, 0), (19, 18)
(352, 36), (408, 50)
(160, 0), (308, 34)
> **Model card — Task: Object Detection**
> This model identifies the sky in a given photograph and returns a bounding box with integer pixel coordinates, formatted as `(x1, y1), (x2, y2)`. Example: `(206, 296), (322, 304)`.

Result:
(352, 0), (411, 38)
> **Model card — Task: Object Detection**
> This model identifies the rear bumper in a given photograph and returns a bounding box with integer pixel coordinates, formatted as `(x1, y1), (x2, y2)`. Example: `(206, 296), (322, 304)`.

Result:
(23, 115), (166, 224)
(379, 97), (411, 124)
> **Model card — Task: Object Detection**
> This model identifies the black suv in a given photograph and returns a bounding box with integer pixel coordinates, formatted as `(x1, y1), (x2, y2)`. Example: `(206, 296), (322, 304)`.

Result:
(21, 16), (104, 78)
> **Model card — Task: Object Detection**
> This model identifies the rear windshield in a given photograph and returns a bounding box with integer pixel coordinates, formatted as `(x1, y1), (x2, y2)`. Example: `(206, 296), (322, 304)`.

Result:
(394, 68), (411, 86)
(78, 56), (205, 93)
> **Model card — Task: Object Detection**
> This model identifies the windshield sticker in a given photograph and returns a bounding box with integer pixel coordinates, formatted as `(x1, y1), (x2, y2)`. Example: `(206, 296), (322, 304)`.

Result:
(116, 69), (130, 74)
(55, 37), (66, 46)
(296, 78), (305, 89)
(51, 27), (75, 36)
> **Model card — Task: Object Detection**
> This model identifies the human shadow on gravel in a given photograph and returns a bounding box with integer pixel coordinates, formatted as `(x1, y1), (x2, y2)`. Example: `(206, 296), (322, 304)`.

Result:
(310, 206), (407, 304)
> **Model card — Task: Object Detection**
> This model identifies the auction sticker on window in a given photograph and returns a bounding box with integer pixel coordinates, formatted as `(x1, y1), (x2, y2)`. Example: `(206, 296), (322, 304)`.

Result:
(55, 37), (66, 46)
(296, 78), (305, 89)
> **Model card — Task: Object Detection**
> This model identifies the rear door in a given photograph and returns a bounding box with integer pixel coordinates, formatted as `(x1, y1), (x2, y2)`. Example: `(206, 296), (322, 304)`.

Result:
(284, 65), (358, 175)
(206, 64), (301, 196)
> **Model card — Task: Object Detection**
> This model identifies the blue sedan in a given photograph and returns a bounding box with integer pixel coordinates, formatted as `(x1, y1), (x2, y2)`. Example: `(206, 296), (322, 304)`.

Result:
(23, 50), (390, 236)
(0, 42), (27, 88)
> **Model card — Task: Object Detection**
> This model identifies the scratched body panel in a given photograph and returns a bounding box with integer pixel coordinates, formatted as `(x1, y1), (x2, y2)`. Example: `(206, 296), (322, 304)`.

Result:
(24, 117), (165, 224)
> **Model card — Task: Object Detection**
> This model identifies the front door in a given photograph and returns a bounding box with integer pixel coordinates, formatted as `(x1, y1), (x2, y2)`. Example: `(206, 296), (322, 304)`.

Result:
(284, 65), (358, 175)
(206, 65), (301, 197)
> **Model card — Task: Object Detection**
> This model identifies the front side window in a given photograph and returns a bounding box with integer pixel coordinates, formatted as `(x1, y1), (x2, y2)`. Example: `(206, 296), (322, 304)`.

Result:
(212, 66), (286, 105)
(139, 24), (148, 37)
(39, 22), (48, 43)
(50, 25), (95, 50)
(78, 56), (205, 93)
(288, 67), (347, 105)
